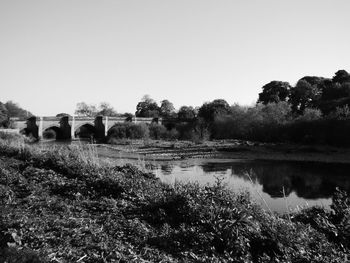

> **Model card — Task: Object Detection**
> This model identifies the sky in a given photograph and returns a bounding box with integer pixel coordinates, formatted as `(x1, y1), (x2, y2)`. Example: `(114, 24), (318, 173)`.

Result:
(1, 0), (350, 116)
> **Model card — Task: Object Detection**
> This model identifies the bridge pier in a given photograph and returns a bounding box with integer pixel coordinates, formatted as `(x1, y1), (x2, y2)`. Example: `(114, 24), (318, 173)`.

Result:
(38, 117), (43, 138)
(105, 116), (108, 136)
(71, 116), (75, 139)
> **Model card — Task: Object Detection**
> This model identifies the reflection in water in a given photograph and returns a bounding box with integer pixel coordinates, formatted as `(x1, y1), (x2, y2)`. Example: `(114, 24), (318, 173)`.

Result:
(149, 160), (350, 213)
(160, 164), (174, 175)
(35, 140), (350, 213)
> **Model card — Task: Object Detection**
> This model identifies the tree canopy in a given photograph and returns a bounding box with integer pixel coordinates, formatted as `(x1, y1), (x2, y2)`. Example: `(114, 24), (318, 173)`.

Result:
(74, 102), (118, 117)
(257, 81), (291, 104)
(5, 101), (32, 118)
(198, 99), (231, 122)
(160, 99), (176, 118)
(0, 102), (9, 127)
(135, 95), (160, 117)
(178, 106), (196, 121)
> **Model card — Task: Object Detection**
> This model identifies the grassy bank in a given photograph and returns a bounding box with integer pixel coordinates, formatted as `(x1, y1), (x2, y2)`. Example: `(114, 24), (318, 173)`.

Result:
(0, 135), (349, 262)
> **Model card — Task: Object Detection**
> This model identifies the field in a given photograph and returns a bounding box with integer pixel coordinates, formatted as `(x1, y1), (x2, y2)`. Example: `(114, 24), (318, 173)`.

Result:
(0, 134), (350, 262)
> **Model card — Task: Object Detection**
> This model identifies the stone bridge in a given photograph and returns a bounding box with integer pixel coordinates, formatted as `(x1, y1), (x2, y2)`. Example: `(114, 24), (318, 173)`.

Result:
(11, 116), (160, 140)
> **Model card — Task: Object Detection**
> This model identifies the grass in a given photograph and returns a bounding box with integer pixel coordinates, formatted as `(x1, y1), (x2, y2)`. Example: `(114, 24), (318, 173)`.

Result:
(0, 134), (349, 262)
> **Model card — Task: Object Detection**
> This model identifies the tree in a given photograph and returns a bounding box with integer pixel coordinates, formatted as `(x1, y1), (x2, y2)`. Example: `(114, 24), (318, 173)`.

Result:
(160, 99), (176, 118)
(261, 101), (292, 124)
(56, 113), (71, 117)
(135, 95), (160, 117)
(178, 106), (196, 121)
(0, 102), (9, 127)
(296, 108), (322, 121)
(332, 70), (350, 84)
(319, 79), (350, 114)
(257, 81), (291, 104)
(289, 80), (321, 114)
(5, 101), (32, 118)
(74, 102), (98, 117)
(98, 102), (118, 116)
(198, 99), (231, 123)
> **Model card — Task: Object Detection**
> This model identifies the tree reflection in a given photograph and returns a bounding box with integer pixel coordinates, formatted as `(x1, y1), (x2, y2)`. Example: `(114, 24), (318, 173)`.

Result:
(223, 161), (350, 199)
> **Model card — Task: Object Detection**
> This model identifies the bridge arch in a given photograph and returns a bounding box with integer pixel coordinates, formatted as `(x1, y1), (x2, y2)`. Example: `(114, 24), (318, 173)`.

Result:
(74, 121), (95, 131)
(74, 123), (96, 139)
(43, 126), (60, 139)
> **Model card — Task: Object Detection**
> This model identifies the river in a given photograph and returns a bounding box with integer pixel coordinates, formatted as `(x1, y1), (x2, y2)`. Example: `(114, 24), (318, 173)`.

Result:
(39, 140), (350, 213)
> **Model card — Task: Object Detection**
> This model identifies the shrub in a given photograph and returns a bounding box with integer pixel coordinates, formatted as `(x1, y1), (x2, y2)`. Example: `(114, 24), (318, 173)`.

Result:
(149, 123), (167, 140)
(42, 129), (56, 139)
(107, 123), (149, 140)
(296, 108), (322, 121)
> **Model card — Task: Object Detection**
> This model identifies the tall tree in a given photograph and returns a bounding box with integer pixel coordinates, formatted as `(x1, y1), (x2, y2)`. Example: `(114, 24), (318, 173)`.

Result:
(75, 102), (98, 117)
(135, 95), (160, 117)
(5, 101), (32, 118)
(257, 81), (291, 104)
(198, 99), (231, 123)
(289, 80), (321, 114)
(178, 106), (196, 120)
(0, 102), (9, 127)
(98, 102), (118, 116)
(332, 70), (350, 84)
(160, 99), (176, 118)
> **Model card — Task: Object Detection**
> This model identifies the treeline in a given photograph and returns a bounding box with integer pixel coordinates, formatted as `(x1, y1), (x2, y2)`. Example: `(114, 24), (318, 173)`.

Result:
(4, 69), (350, 146)
(107, 70), (350, 146)
(0, 101), (33, 127)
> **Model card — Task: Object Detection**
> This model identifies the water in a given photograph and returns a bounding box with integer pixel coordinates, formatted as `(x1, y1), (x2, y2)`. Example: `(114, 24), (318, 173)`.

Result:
(112, 158), (350, 213)
(38, 140), (350, 213)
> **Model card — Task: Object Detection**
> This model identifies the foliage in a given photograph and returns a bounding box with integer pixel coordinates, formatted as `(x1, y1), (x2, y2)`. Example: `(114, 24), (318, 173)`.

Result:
(327, 105), (350, 120)
(198, 99), (231, 123)
(135, 95), (160, 117)
(160, 99), (176, 118)
(257, 81), (291, 104)
(289, 79), (322, 114)
(107, 123), (149, 140)
(177, 106), (196, 121)
(56, 113), (71, 117)
(213, 102), (291, 141)
(332, 69), (350, 84)
(4, 101), (33, 118)
(75, 102), (118, 117)
(295, 108), (322, 121)
(97, 102), (118, 116)
(149, 123), (167, 140)
(42, 129), (56, 139)
(0, 141), (349, 262)
(75, 102), (98, 117)
(0, 102), (9, 127)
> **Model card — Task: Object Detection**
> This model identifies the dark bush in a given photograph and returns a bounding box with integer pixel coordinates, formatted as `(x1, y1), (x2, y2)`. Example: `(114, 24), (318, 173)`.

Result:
(107, 123), (149, 140)
(42, 129), (56, 139)
(149, 123), (167, 140)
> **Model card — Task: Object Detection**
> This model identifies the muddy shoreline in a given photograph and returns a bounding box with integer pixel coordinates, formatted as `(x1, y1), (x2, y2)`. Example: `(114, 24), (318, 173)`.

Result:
(93, 140), (350, 164)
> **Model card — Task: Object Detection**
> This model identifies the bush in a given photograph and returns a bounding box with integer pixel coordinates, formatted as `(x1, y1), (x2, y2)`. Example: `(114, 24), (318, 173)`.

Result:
(107, 123), (149, 140)
(149, 123), (167, 140)
(0, 131), (24, 142)
(42, 129), (56, 139)
(296, 108), (322, 121)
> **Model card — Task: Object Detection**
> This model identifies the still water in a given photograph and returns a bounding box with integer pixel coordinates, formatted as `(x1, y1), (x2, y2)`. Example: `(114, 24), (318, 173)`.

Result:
(116, 158), (350, 213)
(39, 140), (350, 213)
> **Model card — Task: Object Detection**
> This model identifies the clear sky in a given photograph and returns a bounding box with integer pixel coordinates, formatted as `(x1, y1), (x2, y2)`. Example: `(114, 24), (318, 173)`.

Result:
(1, 0), (350, 116)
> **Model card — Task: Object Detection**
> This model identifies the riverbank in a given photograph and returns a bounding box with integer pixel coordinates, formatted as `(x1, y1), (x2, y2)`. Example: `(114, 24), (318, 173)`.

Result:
(0, 138), (349, 262)
(96, 139), (350, 164)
